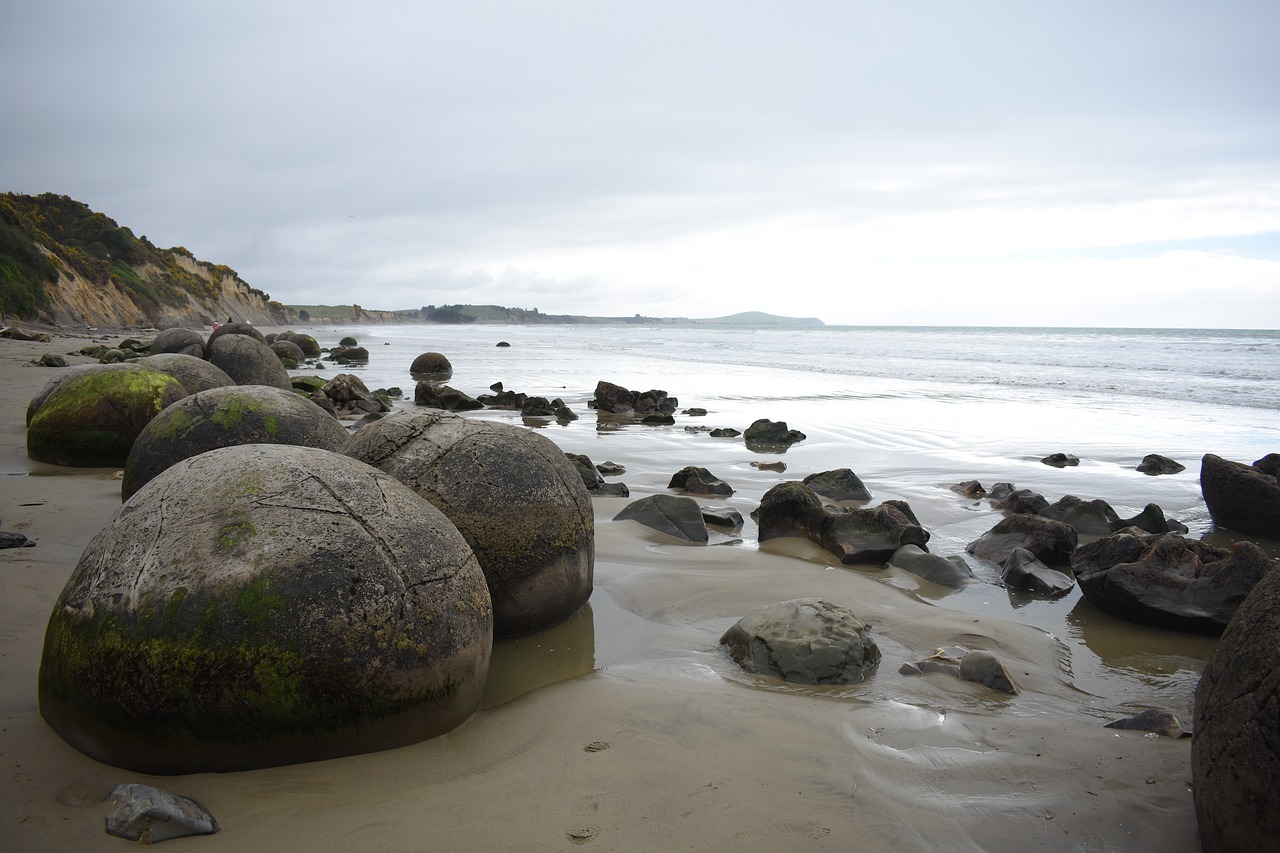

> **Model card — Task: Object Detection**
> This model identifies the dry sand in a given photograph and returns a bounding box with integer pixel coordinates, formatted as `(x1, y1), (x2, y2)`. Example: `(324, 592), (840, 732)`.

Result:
(0, 332), (1200, 851)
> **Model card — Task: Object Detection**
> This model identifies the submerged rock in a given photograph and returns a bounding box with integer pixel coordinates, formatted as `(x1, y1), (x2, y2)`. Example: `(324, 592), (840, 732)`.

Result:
(889, 545), (974, 587)
(1041, 452), (1079, 468)
(967, 514), (1077, 567)
(1136, 454), (1186, 476)
(1000, 547), (1075, 595)
(1105, 708), (1188, 738)
(415, 382), (484, 411)
(668, 465), (733, 496)
(590, 381), (675, 415)
(753, 482), (929, 565)
(950, 480), (986, 498)
(1037, 495), (1120, 536)
(104, 783), (219, 843)
(899, 649), (1020, 694)
(720, 598), (881, 685)
(803, 468), (872, 502)
(744, 418), (806, 448)
(614, 494), (708, 543)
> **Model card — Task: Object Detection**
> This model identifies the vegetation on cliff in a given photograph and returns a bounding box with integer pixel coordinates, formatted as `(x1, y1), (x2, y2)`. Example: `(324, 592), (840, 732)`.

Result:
(0, 193), (288, 325)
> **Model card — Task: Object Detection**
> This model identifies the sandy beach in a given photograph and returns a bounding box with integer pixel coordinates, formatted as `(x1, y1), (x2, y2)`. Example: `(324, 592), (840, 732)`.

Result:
(0, 329), (1210, 852)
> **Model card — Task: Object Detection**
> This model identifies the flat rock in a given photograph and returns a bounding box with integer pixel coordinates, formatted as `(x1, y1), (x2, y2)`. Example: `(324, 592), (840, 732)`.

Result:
(104, 783), (219, 843)
(720, 598), (881, 685)
(613, 494), (708, 542)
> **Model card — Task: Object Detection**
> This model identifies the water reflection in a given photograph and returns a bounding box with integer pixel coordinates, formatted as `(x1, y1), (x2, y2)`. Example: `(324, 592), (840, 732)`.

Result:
(480, 604), (596, 708)
(1066, 596), (1215, 681)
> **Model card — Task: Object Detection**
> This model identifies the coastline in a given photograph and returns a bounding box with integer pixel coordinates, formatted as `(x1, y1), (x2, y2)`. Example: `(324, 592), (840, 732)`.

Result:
(0, 330), (1209, 851)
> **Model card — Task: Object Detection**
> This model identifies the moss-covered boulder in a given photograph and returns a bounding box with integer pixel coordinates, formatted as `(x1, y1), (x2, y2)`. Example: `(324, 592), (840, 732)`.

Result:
(26, 363), (135, 426)
(39, 444), (492, 773)
(122, 385), (350, 500)
(270, 339), (306, 366)
(136, 353), (236, 396)
(276, 331), (321, 358)
(27, 367), (188, 467)
(344, 410), (594, 637)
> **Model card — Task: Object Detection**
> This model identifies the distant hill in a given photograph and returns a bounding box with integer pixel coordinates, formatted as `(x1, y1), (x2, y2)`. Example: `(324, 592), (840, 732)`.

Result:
(691, 311), (825, 328)
(0, 192), (294, 328)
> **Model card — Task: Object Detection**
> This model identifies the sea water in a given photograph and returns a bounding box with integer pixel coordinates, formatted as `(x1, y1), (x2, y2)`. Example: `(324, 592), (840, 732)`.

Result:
(296, 323), (1279, 713)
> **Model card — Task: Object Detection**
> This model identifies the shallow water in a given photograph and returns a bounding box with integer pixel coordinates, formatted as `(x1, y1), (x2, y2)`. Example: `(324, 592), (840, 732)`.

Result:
(298, 322), (1278, 728)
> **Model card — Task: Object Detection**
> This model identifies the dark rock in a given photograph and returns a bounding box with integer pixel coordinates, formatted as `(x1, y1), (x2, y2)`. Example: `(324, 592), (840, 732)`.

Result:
(521, 396), (557, 417)
(589, 381), (674, 415)
(889, 544), (974, 586)
(1116, 503), (1185, 535)
(1041, 452), (1079, 468)
(720, 598), (881, 685)
(1105, 709), (1188, 738)
(967, 514), (1078, 567)
(702, 506), (744, 529)
(496, 341), (511, 347)
(614, 494), (708, 542)
(596, 461), (626, 476)
(554, 405), (579, 423)
(410, 352), (453, 378)
(477, 389), (527, 410)
(1073, 533), (1277, 634)
(668, 466), (733, 496)
(1193, 562), (1280, 851)
(1137, 454), (1186, 476)
(39, 445), (492, 773)
(803, 468), (872, 502)
(205, 322), (265, 355)
(1255, 453), (1280, 479)
(595, 482), (630, 497)
(682, 408), (707, 416)
(104, 783), (219, 843)
(751, 460), (787, 472)
(0, 531), (36, 548)
(207, 335), (292, 389)
(744, 418), (806, 448)
(122, 385), (350, 500)
(986, 482), (1016, 503)
(1200, 453), (1280, 537)
(99, 348), (128, 364)
(323, 373), (390, 417)
(490, 381), (503, 393)
(958, 651), (1021, 694)
(329, 345), (369, 364)
(992, 487), (1049, 515)
(752, 481), (825, 542)
(344, 411), (594, 637)
(275, 331), (321, 358)
(270, 339), (306, 365)
(642, 414), (675, 425)
(709, 427), (741, 438)
(27, 367), (188, 467)
(37, 353), (67, 367)
(338, 335), (358, 347)
(1001, 547), (1075, 595)
(821, 504), (930, 565)
(566, 453), (606, 491)
(950, 480), (986, 498)
(1038, 495), (1120, 536)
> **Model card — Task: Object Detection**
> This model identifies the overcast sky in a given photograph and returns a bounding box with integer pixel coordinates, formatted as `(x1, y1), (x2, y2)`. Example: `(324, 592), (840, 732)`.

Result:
(3, 1), (1278, 327)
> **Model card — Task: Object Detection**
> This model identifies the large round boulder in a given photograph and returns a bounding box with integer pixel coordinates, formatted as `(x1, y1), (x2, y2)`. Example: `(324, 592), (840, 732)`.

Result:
(1192, 561), (1280, 851)
(275, 331), (321, 358)
(410, 352), (453, 379)
(149, 328), (205, 357)
(27, 367), (188, 467)
(720, 598), (881, 684)
(137, 353), (236, 395)
(122, 385), (350, 500)
(269, 339), (306, 367)
(38, 444), (492, 773)
(207, 335), (292, 389)
(343, 410), (594, 637)
(205, 321), (266, 355)
(26, 362), (135, 426)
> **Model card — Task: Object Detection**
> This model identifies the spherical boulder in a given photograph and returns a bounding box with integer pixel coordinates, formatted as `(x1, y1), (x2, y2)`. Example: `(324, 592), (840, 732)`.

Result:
(27, 367), (188, 467)
(410, 352), (453, 379)
(38, 444), (492, 773)
(270, 339), (306, 367)
(207, 334), (292, 389)
(344, 410), (594, 637)
(150, 328), (205, 357)
(26, 362), (135, 426)
(276, 331), (321, 358)
(1192, 561), (1280, 851)
(205, 321), (266, 355)
(122, 385), (350, 500)
(137, 353), (236, 395)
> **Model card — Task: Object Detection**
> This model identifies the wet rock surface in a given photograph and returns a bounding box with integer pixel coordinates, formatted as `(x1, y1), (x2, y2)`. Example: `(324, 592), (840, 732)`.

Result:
(720, 598), (881, 685)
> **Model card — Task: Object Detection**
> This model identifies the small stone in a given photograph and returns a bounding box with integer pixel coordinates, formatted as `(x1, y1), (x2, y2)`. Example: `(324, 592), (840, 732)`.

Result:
(104, 783), (219, 843)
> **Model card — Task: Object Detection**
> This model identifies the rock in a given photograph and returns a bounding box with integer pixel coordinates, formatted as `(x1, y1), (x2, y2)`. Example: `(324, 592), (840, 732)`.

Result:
(1200, 453), (1280, 537)
(950, 480), (986, 498)
(958, 651), (1021, 694)
(566, 453), (606, 491)
(1072, 533), (1276, 634)
(992, 487), (1049, 515)
(719, 598), (881, 685)
(275, 331), (321, 358)
(39, 445), (492, 773)
(26, 363), (136, 425)
(596, 461), (626, 476)
(751, 460), (787, 472)
(702, 506), (744, 529)
(986, 482), (1016, 504)
(589, 381), (675, 415)
(641, 413), (675, 425)
(709, 427), (741, 438)
(744, 418), (806, 448)
(0, 325), (52, 342)
(0, 531), (36, 548)
(682, 408), (708, 416)
(27, 367), (188, 467)
(122, 385), (350, 500)
(99, 348), (128, 364)
(1255, 453), (1280, 479)
(1041, 452), (1079, 468)
(554, 405), (579, 423)
(207, 335), (292, 389)
(414, 382), (483, 411)
(1000, 547), (1075, 595)
(137, 353), (236, 396)
(521, 396), (556, 417)
(37, 353), (67, 367)
(595, 482), (630, 497)
(496, 341), (510, 347)
(967, 514), (1077, 567)
(1037, 495), (1120, 536)
(668, 466), (733, 496)
(339, 335), (359, 347)
(1137, 454), (1185, 476)
(324, 373), (390, 417)
(613, 494), (708, 543)
(889, 544), (974, 587)
(1192, 562), (1280, 851)
(205, 322), (266, 355)
(1104, 709), (1188, 738)
(270, 338), (306, 366)
(150, 328), (205, 356)
(1115, 503), (1185, 535)
(410, 352), (453, 378)
(104, 783), (219, 843)
(803, 468), (872, 502)
(343, 411), (594, 637)
(753, 483), (929, 565)
(329, 345), (369, 364)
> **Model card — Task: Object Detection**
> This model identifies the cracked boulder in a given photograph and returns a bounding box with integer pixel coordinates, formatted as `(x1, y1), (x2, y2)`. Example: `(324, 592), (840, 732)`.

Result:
(38, 444), (491, 774)
(721, 598), (881, 685)
(344, 410), (594, 637)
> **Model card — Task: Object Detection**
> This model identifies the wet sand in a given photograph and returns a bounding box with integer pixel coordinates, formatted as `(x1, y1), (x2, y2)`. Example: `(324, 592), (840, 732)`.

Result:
(0, 331), (1203, 851)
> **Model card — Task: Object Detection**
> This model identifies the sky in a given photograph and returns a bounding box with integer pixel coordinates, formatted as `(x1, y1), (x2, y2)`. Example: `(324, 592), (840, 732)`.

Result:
(2, 1), (1278, 328)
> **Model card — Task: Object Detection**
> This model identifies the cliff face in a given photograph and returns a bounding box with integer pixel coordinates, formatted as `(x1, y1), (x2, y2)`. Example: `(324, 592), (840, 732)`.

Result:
(1, 193), (296, 329)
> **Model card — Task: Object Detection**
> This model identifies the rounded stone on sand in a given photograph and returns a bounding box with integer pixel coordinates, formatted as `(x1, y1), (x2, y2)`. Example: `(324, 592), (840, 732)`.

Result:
(720, 598), (881, 685)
